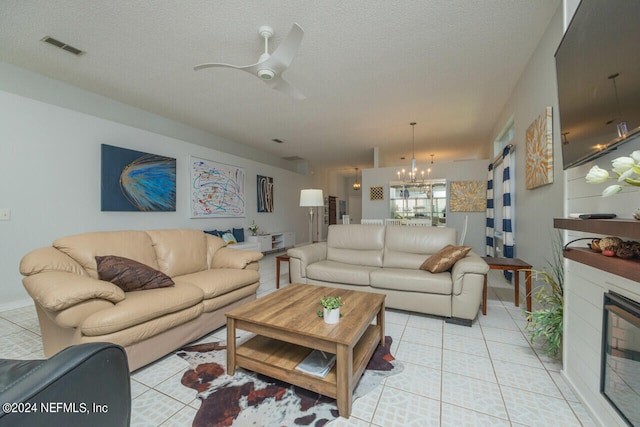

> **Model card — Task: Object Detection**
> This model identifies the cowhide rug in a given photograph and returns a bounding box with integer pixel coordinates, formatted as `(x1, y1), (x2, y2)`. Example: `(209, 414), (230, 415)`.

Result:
(178, 336), (402, 427)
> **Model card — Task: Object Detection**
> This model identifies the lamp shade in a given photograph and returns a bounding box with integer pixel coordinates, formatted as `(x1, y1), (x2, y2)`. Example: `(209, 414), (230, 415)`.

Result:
(299, 189), (324, 207)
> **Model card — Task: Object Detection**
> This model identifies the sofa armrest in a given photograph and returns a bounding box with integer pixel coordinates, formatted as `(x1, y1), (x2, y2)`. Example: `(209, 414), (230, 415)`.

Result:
(22, 272), (125, 312)
(451, 252), (489, 295)
(210, 247), (263, 269)
(287, 243), (327, 281)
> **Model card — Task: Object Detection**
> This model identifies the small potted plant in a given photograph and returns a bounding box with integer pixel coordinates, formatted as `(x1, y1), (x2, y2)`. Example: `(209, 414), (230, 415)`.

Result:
(317, 296), (344, 324)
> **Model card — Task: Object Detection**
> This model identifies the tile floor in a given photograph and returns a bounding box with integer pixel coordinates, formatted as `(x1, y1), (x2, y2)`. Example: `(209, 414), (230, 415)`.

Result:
(0, 253), (598, 427)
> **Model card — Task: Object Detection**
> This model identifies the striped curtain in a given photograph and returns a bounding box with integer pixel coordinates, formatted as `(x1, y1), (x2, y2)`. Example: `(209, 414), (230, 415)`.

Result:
(485, 164), (494, 257)
(502, 146), (514, 280)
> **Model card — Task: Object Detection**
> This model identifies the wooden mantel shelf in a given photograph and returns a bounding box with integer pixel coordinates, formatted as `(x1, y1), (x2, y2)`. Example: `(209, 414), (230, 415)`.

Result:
(554, 218), (640, 239)
(554, 218), (640, 283)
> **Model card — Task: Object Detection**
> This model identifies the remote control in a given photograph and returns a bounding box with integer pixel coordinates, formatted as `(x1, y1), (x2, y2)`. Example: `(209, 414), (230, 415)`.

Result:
(578, 213), (617, 219)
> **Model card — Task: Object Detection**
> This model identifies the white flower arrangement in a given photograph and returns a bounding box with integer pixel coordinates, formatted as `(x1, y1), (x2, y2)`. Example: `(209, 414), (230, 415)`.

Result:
(247, 221), (259, 235)
(585, 151), (640, 197)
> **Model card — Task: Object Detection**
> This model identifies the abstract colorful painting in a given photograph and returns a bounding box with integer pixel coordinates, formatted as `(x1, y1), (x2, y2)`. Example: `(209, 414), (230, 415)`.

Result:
(256, 175), (273, 213)
(101, 144), (176, 212)
(525, 106), (554, 189)
(190, 157), (245, 218)
(450, 181), (486, 212)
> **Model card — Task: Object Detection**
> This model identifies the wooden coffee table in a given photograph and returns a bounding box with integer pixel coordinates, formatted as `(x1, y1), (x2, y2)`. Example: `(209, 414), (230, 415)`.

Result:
(225, 283), (385, 418)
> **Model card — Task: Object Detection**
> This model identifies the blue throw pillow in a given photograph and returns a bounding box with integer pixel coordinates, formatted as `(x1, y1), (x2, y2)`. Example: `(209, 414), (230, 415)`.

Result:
(233, 228), (245, 242)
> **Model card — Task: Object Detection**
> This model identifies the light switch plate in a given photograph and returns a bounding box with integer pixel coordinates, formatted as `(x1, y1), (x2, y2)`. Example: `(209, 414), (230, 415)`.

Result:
(0, 208), (10, 220)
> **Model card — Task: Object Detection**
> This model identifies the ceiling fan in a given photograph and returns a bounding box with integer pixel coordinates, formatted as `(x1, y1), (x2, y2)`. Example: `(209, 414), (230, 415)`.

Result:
(194, 23), (305, 100)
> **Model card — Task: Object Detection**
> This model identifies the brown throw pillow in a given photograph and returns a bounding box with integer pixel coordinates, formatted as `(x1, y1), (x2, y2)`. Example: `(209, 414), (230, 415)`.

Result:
(420, 245), (472, 273)
(96, 255), (174, 292)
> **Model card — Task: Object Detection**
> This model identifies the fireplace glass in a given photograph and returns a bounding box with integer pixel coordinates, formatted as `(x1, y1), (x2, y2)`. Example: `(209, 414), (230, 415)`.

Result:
(601, 291), (640, 427)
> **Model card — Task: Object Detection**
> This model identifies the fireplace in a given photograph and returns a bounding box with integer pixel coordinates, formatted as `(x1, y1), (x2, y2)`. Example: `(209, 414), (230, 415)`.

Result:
(601, 291), (640, 427)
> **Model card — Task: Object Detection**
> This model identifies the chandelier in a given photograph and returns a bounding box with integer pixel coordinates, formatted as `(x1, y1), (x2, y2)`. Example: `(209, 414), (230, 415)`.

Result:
(397, 122), (425, 184)
(352, 167), (361, 191)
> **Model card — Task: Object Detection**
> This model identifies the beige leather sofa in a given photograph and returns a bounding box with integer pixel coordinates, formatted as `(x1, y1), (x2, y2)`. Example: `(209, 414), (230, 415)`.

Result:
(20, 229), (262, 371)
(287, 224), (489, 325)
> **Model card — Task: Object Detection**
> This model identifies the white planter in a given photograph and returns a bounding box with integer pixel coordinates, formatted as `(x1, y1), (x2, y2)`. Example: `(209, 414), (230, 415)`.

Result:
(323, 307), (340, 324)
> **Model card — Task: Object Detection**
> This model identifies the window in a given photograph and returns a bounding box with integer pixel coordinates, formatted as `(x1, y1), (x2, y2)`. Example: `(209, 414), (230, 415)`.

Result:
(494, 116), (514, 158)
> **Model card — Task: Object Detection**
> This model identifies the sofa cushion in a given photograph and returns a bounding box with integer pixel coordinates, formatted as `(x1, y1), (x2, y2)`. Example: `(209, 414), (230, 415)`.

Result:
(383, 226), (457, 268)
(211, 247), (263, 269)
(232, 228), (245, 243)
(175, 268), (260, 299)
(54, 231), (159, 279)
(370, 268), (453, 294)
(206, 235), (227, 267)
(145, 229), (208, 277)
(306, 260), (378, 286)
(80, 282), (204, 336)
(420, 245), (472, 273)
(326, 224), (385, 267)
(96, 255), (175, 292)
(20, 246), (89, 277)
(221, 232), (236, 244)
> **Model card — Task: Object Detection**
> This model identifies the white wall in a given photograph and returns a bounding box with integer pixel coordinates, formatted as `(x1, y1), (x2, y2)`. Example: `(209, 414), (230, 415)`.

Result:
(360, 159), (488, 254)
(488, 5), (565, 274)
(0, 65), (312, 308)
(494, 1), (640, 424)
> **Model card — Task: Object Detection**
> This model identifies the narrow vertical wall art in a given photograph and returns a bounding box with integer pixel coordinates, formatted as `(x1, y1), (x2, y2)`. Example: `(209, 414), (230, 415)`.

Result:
(525, 106), (553, 189)
(257, 175), (273, 212)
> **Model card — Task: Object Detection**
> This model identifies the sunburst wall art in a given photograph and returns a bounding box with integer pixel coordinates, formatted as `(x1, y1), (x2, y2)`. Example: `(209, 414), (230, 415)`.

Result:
(101, 144), (176, 212)
(450, 181), (486, 212)
(525, 106), (554, 189)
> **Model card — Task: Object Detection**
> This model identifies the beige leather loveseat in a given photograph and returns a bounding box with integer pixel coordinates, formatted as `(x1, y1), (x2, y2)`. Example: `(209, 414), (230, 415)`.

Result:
(287, 224), (488, 325)
(20, 229), (262, 371)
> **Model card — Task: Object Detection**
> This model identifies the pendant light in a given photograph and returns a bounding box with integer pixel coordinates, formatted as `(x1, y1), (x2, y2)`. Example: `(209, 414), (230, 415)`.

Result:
(352, 167), (361, 191)
(397, 122), (424, 183)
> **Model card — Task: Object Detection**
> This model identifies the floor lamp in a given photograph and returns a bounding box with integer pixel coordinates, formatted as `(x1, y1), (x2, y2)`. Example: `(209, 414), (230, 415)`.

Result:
(299, 189), (324, 243)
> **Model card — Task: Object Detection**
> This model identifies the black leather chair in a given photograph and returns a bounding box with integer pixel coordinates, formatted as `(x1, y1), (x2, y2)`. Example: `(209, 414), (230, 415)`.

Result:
(0, 342), (130, 427)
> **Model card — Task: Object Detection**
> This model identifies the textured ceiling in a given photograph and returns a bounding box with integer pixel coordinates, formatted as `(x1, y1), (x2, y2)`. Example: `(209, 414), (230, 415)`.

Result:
(0, 0), (559, 174)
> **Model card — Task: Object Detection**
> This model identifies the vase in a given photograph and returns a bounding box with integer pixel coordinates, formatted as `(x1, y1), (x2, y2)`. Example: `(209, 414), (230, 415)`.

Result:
(323, 307), (340, 324)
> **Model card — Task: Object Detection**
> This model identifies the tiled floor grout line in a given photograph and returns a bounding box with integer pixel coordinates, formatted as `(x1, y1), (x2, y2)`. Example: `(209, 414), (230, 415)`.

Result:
(480, 314), (513, 425)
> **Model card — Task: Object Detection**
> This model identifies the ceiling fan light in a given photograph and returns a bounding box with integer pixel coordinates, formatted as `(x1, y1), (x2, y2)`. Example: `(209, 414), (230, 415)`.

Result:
(258, 69), (275, 80)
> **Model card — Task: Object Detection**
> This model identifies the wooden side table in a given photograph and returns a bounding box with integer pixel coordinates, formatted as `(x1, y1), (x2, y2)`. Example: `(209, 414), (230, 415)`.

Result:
(481, 257), (532, 315)
(275, 254), (290, 289)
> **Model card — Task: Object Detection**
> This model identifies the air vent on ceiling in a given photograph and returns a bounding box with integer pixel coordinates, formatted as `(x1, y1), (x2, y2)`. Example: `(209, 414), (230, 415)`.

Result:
(41, 36), (85, 56)
(283, 156), (304, 161)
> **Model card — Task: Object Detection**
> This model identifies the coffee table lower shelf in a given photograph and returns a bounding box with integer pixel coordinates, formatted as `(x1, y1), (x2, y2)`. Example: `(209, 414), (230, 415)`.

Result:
(234, 324), (381, 407)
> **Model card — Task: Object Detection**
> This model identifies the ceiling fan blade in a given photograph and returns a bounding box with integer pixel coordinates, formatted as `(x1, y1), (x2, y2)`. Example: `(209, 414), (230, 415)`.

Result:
(194, 62), (260, 73)
(269, 76), (306, 100)
(268, 23), (304, 72)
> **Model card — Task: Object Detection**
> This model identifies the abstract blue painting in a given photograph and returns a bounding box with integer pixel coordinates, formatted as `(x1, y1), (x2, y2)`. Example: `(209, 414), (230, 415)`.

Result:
(101, 144), (176, 212)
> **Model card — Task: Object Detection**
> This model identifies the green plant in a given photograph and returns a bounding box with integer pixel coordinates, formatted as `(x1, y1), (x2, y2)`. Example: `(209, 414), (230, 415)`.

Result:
(525, 232), (564, 358)
(317, 296), (345, 318)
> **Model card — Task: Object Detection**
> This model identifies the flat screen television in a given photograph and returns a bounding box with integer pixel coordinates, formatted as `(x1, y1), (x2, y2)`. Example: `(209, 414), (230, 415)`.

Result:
(555, 0), (640, 169)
